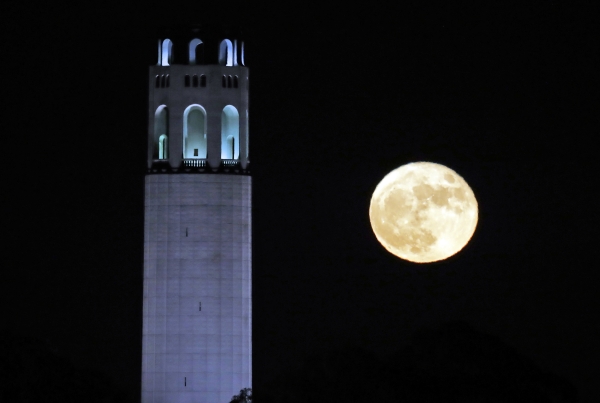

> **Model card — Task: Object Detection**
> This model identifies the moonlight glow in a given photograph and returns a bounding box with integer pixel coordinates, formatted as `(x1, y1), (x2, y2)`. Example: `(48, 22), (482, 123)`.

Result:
(369, 162), (478, 263)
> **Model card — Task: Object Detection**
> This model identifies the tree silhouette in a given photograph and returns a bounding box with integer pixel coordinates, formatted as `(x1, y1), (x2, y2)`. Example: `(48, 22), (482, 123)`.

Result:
(257, 321), (578, 403)
(230, 387), (253, 403)
(0, 331), (128, 403)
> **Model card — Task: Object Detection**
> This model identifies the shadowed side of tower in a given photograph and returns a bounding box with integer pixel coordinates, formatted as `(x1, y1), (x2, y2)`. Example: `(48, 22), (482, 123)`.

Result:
(142, 27), (251, 403)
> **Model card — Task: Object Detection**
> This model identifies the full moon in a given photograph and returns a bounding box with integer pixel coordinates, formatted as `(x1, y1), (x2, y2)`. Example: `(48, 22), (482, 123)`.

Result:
(369, 162), (478, 263)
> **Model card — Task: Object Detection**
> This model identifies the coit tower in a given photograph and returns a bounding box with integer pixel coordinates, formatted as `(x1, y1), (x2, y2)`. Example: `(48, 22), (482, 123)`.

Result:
(142, 27), (251, 403)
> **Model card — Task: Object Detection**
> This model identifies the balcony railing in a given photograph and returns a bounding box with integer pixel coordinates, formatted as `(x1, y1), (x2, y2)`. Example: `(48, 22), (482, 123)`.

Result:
(149, 158), (248, 173)
(183, 159), (207, 167)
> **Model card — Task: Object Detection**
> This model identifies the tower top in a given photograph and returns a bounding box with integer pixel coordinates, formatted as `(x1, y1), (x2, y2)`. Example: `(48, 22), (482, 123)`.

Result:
(147, 25), (250, 174)
(154, 24), (247, 66)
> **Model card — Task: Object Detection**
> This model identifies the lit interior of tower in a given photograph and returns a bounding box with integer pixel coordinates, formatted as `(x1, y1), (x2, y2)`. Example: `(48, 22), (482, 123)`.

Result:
(142, 26), (251, 403)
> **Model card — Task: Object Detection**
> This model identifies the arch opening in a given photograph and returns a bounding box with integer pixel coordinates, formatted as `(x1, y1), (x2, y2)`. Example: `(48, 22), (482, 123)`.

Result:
(184, 105), (207, 159)
(161, 39), (173, 66)
(189, 39), (204, 64)
(245, 110), (249, 159)
(154, 105), (169, 159)
(240, 41), (245, 66)
(219, 39), (234, 66)
(221, 105), (239, 159)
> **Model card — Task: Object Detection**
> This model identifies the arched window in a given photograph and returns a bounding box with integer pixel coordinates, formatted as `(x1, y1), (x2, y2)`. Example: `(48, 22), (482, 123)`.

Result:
(222, 75), (227, 87)
(227, 75), (232, 88)
(221, 105), (239, 159)
(240, 41), (245, 66)
(160, 75), (166, 88)
(155, 75), (160, 88)
(245, 110), (249, 158)
(183, 105), (207, 159)
(166, 74), (170, 87)
(200, 75), (206, 87)
(192, 75), (198, 87)
(219, 39), (234, 66)
(185, 75), (190, 87)
(189, 38), (204, 64)
(157, 39), (162, 65)
(161, 39), (173, 66)
(233, 76), (239, 88)
(154, 105), (168, 159)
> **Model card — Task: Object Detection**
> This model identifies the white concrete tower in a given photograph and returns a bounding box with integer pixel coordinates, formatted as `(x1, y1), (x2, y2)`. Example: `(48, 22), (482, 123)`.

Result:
(142, 27), (251, 403)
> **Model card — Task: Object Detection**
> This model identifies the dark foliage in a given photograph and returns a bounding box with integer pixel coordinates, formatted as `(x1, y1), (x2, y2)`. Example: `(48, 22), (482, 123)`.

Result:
(257, 321), (578, 403)
(0, 332), (129, 403)
(230, 387), (252, 403)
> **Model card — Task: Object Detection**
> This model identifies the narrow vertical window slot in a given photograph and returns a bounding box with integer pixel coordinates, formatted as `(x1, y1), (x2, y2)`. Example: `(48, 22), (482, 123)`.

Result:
(199, 302), (202, 311)
(185, 228), (188, 237)
(184, 377), (186, 386)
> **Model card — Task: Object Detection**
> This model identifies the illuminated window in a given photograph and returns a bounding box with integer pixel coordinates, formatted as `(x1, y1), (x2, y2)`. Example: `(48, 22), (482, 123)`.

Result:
(183, 105), (207, 159)
(245, 110), (249, 158)
(161, 39), (173, 66)
(189, 38), (203, 64)
(219, 39), (234, 66)
(154, 105), (168, 159)
(240, 41), (245, 66)
(221, 105), (239, 159)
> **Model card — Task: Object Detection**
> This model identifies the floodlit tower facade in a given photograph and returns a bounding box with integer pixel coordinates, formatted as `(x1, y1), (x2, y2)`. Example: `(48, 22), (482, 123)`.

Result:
(142, 27), (251, 403)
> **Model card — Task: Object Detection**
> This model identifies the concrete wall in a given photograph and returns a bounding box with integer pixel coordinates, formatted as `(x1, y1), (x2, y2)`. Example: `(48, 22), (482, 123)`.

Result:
(142, 174), (251, 403)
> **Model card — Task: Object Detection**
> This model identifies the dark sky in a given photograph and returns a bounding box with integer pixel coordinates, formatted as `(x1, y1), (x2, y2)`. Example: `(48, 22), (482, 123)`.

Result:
(3, 1), (598, 401)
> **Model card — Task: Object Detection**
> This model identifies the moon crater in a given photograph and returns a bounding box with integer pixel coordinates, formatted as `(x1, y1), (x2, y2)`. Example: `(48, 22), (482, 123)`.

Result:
(369, 162), (478, 263)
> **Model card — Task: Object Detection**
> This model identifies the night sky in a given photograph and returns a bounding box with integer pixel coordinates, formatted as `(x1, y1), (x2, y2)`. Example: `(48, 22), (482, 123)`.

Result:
(3, 1), (597, 402)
